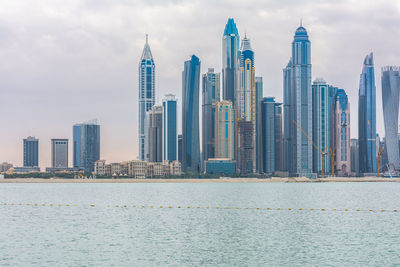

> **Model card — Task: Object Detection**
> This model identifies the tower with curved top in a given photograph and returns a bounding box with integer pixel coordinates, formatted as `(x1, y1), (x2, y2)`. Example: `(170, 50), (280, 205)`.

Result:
(283, 23), (313, 176)
(222, 18), (240, 106)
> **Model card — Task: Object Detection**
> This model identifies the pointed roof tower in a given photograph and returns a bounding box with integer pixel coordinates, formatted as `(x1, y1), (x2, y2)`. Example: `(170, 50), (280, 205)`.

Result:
(240, 34), (252, 51)
(141, 34), (153, 60)
(224, 18), (239, 36)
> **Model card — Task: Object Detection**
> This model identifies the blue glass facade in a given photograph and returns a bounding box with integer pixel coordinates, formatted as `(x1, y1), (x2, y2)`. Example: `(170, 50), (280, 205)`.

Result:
(381, 66), (400, 169)
(312, 79), (330, 174)
(202, 69), (220, 164)
(283, 25), (313, 176)
(204, 160), (236, 175)
(222, 18), (239, 106)
(358, 53), (377, 174)
(23, 137), (39, 167)
(162, 95), (178, 162)
(138, 35), (155, 161)
(182, 55), (201, 173)
(73, 122), (100, 172)
(260, 98), (276, 174)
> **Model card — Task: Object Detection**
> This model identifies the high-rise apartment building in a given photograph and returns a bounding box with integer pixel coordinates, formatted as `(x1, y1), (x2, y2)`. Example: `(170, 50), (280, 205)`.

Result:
(23, 136), (39, 167)
(202, 68), (221, 163)
(260, 98), (276, 174)
(215, 100), (234, 159)
(222, 18), (240, 106)
(283, 24), (313, 176)
(255, 77), (263, 172)
(148, 105), (163, 162)
(351, 139), (359, 174)
(335, 89), (351, 175)
(138, 35), (155, 161)
(182, 55), (201, 173)
(381, 66), (400, 169)
(358, 52), (377, 174)
(237, 120), (253, 174)
(312, 78), (330, 175)
(73, 120), (100, 172)
(162, 94), (178, 162)
(51, 139), (68, 168)
(238, 35), (256, 172)
(274, 104), (284, 171)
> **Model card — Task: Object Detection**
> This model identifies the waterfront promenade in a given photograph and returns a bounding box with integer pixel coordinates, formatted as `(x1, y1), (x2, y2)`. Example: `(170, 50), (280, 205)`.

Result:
(1, 177), (400, 183)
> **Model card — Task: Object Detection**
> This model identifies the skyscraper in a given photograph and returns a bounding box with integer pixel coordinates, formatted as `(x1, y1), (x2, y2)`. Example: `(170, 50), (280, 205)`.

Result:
(23, 136), (39, 167)
(381, 66), (400, 169)
(274, 103), (284, 171)
(222, 18), (240, 105)
(255, 77), (263, 172)
(351, 139), (359, 174)
(148, 105), (163, 162)
(237, 120), (253, 174)
(138, 35), (155, 161)
(202, 68), (221, 163)
(238, 35), (256, 172)
(162, 94), (178, 162)
(182, 55), (201, 174)
(283, 24), (313, 176)
(260, 98), (276, 174)
(335, 89), (351, 175)
(73, 120), (100, 172)
(215, 100), (234, 159)
(358, 52), (377, 174)
(312, 78), (330, 175)
(51, 139), (68, 168)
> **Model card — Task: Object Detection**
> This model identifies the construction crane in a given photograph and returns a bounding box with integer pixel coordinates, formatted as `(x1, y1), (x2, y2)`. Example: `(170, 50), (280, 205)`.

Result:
(328, 122), (346, 177)
(368, 120), (384, 177)
(292, 120), (328, 178)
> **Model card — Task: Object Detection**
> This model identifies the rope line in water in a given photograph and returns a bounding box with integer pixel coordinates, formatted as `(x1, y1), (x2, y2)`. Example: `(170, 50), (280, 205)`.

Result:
(1, 203), (398, 213)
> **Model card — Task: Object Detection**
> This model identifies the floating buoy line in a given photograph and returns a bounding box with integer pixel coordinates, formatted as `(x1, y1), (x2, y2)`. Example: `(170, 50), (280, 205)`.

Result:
(0, 202), (398, 213)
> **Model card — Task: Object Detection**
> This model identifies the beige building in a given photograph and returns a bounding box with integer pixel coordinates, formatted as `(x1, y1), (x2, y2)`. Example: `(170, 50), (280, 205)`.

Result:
(128, 160), (147, 179)
(169, 160), (182, 176)
(94, 160), (106, 175)
(215, 100), (234, 159)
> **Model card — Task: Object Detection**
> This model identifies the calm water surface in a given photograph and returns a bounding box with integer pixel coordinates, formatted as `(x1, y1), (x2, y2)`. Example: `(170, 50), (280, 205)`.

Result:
(0, 182), (400, 266)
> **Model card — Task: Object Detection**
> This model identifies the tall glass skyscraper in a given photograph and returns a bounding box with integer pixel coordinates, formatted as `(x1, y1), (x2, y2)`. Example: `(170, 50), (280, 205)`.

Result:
(381, 66), (400, 169)
(255, 77), (263, 172)
(182, 55), (201, 173)
(162, 94), (178, 162)
(73, 120), (100, 172)
(283, 24), (313, 176)
(23, 136), (39, 167)
(202, 68), (220, 163)
(260, 97), (276, 174)
(222, 18), (240, 106)
(358, 52), (376, 174)
(138, 35), (155, 161)
(238, 35), (256, 172)
(312, 78), (330, 174)
(215, 100), (234, 159)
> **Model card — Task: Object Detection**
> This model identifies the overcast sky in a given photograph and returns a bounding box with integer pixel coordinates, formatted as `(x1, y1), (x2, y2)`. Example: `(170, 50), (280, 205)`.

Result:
(1, 0), (400, 167)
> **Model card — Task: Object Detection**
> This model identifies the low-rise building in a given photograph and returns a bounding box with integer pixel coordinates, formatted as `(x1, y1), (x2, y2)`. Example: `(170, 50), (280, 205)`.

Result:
(169, 160), (182, 176)
(94, 160), (106, 175)
(0, 162), (13, 172)
(204, 158), (236, 175)
(129, 160), (147, 179)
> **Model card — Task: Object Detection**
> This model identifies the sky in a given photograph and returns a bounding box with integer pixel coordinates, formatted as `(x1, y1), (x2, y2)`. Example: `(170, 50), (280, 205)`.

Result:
(1, 0), (400, 168)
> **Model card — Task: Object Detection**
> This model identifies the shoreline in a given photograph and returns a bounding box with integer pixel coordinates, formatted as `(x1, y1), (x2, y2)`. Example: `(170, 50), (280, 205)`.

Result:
(1, 177), (400, 183)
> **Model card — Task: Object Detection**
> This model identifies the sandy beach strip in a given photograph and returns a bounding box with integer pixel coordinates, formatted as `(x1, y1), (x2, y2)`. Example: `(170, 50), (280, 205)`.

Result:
(0, 177), (400, 183)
